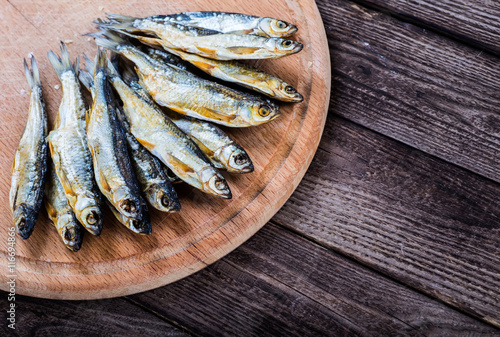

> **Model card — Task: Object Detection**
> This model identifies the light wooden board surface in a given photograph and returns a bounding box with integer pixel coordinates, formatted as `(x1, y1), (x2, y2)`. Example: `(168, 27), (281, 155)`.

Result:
(0, 0), (330, 299)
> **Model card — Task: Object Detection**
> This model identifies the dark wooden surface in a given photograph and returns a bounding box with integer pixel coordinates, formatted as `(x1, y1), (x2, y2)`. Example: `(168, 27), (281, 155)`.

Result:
(2, 0), (500, 335)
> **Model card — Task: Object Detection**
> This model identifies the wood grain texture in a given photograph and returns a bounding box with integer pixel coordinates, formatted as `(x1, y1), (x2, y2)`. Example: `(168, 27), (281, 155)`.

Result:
(274, 114), (500, 327)
(316, 0), (500, 182)
(128, 223), (499, 336)
(0, 293), (191, 336)
(0, 0), (329, 299)
(357, 0), (500, 55)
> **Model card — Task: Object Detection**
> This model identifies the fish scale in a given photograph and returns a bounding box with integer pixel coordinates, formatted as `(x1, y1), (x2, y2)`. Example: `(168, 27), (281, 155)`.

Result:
(9, 56), (47, 239)
(47, 42), (103, 236)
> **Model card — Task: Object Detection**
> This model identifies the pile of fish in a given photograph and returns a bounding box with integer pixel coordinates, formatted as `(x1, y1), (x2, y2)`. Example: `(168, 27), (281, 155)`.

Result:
(9, 11), (303, 251)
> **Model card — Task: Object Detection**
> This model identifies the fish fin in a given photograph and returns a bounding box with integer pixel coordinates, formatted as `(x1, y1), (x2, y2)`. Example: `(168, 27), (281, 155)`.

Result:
(93, 32), (124, 54)
(78, 68), (93, 92)
(194, 47), (217, 58)
(95, 48), (108, 74)
(24, 56), (41, 90)
(47, 42), (75, 79)
(105, 56), (120, 78)
(74, 55), (80, 76)
(135, 35), (163, 46)
(99, 14), (140, 31)
(225, 46), (260, 54)
(190, 60), (216, 72)
(120, 61), (139, 85)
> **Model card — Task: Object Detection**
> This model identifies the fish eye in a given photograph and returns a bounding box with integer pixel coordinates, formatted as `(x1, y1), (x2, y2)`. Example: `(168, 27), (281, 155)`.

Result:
(258, 105), (271, 117)
(284, 85), (297, 94)
(214, 177), (226, 191)
(281, 40), (293, 48)
(277, 21), (288, 29)
(234, 153), (248, 165)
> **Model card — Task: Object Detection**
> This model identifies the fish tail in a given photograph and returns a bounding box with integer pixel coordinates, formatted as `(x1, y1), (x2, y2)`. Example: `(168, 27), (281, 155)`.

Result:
(96, 47), (108, 74)
(120, 61), (139, 85)
(24, 55), (41, 90)
(47, 41), (77, 79)
(95, 13), (140, 32)
(78, 54), (94, 91)
(93, 32), (124, 54)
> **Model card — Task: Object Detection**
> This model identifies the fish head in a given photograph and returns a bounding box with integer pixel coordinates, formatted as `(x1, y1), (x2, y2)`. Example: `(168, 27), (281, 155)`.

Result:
(259, 18), (298, 38)
(106, 199), (151, 234)
(244, 101), (281, 125)
(218, 144), (254, 173)
(145, 183), (181, 213)
(13, 204), (37, 239)
(125, 214), (152, 235)
(112, 187), (143, 219)
(74, 197), (103, 236)
(269, 79), (304, 102)
(199, 167), (232, 199)
(267, 38), (303, 55)
(57, 215), (83, 252)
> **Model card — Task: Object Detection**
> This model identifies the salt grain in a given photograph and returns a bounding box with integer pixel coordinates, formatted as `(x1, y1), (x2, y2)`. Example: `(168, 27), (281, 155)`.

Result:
(20, 89), (26, 95)
(54, 85), (60, 90)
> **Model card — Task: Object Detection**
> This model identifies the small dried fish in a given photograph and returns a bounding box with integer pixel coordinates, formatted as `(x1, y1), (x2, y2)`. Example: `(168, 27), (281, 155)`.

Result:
(9, 56), (48, 239)
(47, 42), (103, 235)
(82, 55), (231, 198)
(44, 161), (83, 251)
(94, 32), (280, 127)
(131, 81), (253, 173)
(106, 199), (151, 235)
(97, 15), (302, 60)
(79, 49), (147, 225)
(114, 102), (181, 213)
(153, 11), (297, 38)
(148, 47), (303, 102)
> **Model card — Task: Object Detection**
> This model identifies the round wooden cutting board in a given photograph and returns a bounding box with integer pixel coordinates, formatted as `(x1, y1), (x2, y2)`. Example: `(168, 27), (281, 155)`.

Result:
(0, 0), (330, 299)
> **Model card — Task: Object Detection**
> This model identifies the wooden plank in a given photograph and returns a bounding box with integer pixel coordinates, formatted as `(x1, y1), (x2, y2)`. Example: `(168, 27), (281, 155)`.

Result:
(128, 224), (498, 336)
(0, 293), (191, 336)
(274, 115), (500, 327)
(316, 0), (500, 182)
(356, 0), (500, 55)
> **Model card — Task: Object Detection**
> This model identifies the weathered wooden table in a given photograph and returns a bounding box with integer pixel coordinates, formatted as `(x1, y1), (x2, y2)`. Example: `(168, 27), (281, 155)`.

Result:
(1, 0), (499, 335)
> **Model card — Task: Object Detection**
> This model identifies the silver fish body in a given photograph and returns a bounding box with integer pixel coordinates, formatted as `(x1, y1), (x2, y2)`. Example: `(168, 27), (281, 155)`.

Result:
(94, 33), (280, 128)
(9, 57), (48, 239)
(98, 16), (302, 60)
(115, 105), (181, 213)
(47, 42), (103, 235)
(83, 49), (147, 224)
(149, 47), (303, 102)
(156, 11), (298, 38)
(44, 161), (83, 251)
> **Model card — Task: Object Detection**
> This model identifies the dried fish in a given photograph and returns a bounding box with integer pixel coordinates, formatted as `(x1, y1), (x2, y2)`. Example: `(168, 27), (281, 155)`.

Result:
(97, 15), (302, 60)
(154, 11), (297, 38)
(114, 102), (181, 213)
(94, 32), (280, 127)
(79, 49), (148, 227)
(149, 47), (303, 102)
(9, 56), (48, 239)
(44, 160), (83, 251)
(47, 42), (103, 235)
